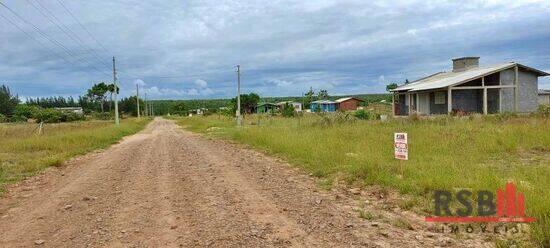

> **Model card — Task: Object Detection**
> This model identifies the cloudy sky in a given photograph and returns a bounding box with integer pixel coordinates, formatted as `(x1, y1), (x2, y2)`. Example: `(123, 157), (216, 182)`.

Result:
(1, 0), (549, 100)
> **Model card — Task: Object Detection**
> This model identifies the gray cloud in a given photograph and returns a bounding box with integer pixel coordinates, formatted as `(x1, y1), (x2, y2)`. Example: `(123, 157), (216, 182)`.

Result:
(1, 0), (549, 99)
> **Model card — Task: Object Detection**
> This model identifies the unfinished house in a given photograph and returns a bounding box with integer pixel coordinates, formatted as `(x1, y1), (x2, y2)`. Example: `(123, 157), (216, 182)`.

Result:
(391, 57), (549, 116)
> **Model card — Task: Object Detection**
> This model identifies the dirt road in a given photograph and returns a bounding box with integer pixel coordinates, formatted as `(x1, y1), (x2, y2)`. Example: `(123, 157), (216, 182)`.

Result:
(0, 118), (489, 247)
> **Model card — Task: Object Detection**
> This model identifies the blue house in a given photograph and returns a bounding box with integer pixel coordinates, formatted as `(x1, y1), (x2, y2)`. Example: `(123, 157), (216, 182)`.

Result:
(310, 100), (337, 112)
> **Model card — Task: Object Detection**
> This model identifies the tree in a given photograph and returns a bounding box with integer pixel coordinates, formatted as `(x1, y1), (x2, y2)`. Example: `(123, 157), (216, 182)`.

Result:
(386, 83), (398, 92)
(281, 102), (295, 117)
(317, 89), (329, 99)
(231, 93), (260, 114)
(106, 83), (120, 112)
(172, 102), (187, 116)
(86, 82), (109, 113)
(0, 84), (20, 116)
(119, 96), (143, 117)
(303, 87), (316, 110)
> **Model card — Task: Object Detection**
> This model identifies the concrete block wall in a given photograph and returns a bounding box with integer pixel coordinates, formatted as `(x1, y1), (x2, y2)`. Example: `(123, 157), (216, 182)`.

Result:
(500, 67), (539, 113)
(518, 70), (538, 112)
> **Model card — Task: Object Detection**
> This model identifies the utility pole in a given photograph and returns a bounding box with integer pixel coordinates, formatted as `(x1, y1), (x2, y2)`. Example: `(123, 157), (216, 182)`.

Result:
(144, 93), (148, 117)
(112, 56), (119, 126)
(236, 65), (242, 126)
(136, 84), (140, 119)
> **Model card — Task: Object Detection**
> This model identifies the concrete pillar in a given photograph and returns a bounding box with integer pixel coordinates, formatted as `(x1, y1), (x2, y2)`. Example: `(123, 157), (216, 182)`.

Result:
(514, 65), (519, 112)
(447, 87), (452, 114)
(392, 94), (395, 116)
(415, 93), (419, 114)
(407, 93), (412, 116)
(483, 87), (488, 115)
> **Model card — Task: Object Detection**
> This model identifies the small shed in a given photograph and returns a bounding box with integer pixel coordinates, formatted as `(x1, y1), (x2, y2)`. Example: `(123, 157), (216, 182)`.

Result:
(335, 97), (364, 111)
(539, 89), (550, 105)
(276, 101), (303, 112)
(310, 100), (336, 112)
(256, 103), (277, 113)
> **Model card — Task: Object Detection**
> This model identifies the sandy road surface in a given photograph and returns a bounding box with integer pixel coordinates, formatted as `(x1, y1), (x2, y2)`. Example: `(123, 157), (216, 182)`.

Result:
(0, 118), (490, 247)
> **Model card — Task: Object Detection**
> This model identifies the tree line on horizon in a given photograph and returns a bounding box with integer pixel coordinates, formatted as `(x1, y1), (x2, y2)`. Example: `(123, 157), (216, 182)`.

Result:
(2, 82), (393, 122)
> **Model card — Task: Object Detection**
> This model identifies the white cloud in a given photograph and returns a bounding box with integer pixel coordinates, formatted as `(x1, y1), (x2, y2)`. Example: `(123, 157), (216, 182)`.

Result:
(194, 79), (208, 88)
(133, 79), (146, 86)
(1, 0), (549, 98)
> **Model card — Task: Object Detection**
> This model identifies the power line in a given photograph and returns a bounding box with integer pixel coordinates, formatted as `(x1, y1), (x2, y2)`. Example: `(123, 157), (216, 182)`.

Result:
(0, 10), (61, 62)
(25, 0), (112, 73)
(32, 0), (112, 70)
(0, 1), (110, 77)
(56, 0), (110, 55)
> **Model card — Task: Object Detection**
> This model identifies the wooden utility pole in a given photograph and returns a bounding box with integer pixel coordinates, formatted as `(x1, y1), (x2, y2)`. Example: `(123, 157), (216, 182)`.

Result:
(236, 65), (242, 126)
(112, 57), (119, 126)
(136, 84), (140, 119)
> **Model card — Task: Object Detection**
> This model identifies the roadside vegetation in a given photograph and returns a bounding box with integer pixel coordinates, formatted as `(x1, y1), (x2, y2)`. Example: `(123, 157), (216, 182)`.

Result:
(0, 118), (150, 193)
(174, 112), (549, 246)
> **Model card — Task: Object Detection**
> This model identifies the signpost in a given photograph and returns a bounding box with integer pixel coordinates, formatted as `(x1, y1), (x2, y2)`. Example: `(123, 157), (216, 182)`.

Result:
(394, 132), (408, 177)
(394, 133), (408, 160)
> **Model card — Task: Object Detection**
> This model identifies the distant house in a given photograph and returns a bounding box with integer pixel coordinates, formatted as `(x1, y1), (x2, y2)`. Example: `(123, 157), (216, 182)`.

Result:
(310, 100), (337, 112)
(189, 108), (207, 115)
(334, 97), (364, 111)
(391, 57), (549, 116)
(276, 101), (302, 112)
(54, 107), (83, 115)
(256, 103), (277, 113)
(539, 89), (550, 105)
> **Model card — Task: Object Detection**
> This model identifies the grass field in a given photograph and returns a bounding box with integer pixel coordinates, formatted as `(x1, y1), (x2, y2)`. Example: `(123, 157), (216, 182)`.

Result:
(0, 118), (151, 192)
(174, 113), (549, 246)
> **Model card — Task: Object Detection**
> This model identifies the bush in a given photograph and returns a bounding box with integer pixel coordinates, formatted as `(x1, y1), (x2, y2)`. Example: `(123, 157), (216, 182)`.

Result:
(353, 109), (379, 120)
(60, 112), (85, 122)
(537, 104), (550, 117)
(92, 112), (113, 120)
(281, 103), (296, 117)
(14, 104), (41, 119)
(353, 109), (370, 120)
(9, 115), (27, 122)
(34, 108), (63, 123)
(0, 113), (7, 123)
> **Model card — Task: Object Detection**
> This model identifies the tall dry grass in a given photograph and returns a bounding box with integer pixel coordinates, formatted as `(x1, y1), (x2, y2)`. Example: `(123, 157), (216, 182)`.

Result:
(175, 113), (549, 246)
(0, 118), (150, 191)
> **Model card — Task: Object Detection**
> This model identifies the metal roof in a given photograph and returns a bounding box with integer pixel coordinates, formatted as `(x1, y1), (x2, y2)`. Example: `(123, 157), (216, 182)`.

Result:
(257, 102), (277, 106)
(334, 97), (364, 103)
(311, 100), (335, 104)
(276, 101), (301, 105)
(539, 89), (550, 95)
(392, 62), (549, 92)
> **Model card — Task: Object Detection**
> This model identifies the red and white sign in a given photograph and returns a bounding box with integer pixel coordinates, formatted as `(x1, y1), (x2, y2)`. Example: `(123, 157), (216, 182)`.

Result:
(394, 133), (408, 160)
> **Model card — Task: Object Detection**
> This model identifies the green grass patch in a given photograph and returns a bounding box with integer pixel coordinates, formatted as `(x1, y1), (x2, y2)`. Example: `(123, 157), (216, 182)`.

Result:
(174, 114), (549, 246)
(0, 118), (151, 192)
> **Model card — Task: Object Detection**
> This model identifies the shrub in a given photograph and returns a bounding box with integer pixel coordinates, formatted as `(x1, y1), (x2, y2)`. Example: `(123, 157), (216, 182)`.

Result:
(537, 104), (550, 117)
(281, 103), (296, 117)
(354, 109), (378, 120)
(9, 115), (27, 122)
(0, 113), (7, 123)
(61, 112), (85, 122)
(14, 104), (41, 119)
(34, 108), (63, 123)
(92, 112), (113, 120)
